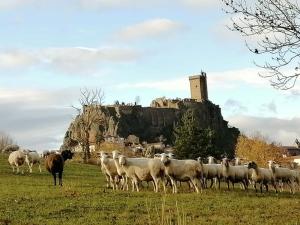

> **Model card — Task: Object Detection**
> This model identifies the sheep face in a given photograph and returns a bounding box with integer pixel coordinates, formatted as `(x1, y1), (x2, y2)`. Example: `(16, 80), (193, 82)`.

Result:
(101, 154), (109, 164)
(119, 155), (126, 166)
(160, 154), (170, 166)
(112, 151), (120, 160)
(61, 150), (74, 161)
(247, 161), (257, 170)
(222, 158), (230, 167)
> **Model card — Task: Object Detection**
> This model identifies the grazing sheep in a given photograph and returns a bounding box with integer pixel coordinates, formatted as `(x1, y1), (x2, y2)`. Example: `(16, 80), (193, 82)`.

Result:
(160, 153), (202, 193)
(8, 150), (26, 173)
(25, 151), (42, 173)
(268, 160), (295, 194)
(45, 150), (73, 186)
(247, 161), (277, 193)
(100, 152), (121, 190)
(221, 158), (249, 190)
(119, 155), (165, 192)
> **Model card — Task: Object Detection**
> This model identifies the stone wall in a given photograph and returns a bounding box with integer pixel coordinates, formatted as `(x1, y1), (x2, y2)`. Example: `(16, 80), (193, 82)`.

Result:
(63, 100), (239, 154)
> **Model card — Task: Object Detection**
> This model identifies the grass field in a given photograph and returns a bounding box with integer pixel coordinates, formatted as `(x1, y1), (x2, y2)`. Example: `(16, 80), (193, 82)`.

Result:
(1, 154), (300, 225)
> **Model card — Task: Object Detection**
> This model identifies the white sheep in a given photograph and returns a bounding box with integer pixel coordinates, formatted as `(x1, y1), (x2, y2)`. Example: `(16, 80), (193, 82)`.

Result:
(160, 153), (202, 193)
(197, 157), (222, 189)
(118, 155), (166, 192)
(247, 161), (277, 193)
(8, 150), (26, 173)
(221, 158), (249, 190)
(25, 151), (42, 173)
(100, 152), (121, 190)
(112, 150), (129, 191)
(268, 160), (295, 194)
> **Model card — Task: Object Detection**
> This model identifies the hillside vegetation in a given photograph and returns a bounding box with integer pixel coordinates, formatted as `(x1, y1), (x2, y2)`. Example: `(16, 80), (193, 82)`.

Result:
(0, 154), (300, 225)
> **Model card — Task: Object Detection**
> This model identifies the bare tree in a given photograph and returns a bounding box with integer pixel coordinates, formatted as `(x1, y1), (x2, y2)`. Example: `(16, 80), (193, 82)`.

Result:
(222, 0), (300, 89)
(0, 132), (15, 152)
(72, 88), (105, 162)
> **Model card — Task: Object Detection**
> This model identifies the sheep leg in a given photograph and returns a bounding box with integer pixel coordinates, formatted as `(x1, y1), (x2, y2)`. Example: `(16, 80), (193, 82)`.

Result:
(265, 184), (269, 192)
(254, 182), (257, 192)
(16, 165), (19, 174)
(58, 172), (63, 186)
(209, 179), (214, 188)
(190, 178), (200, 193)
(260, 183), (263, 193)
(52, 172), (57, 186)
(29, 163), (33, 173)
(38, 163), (42, 173)
(169, 177), (177, 193)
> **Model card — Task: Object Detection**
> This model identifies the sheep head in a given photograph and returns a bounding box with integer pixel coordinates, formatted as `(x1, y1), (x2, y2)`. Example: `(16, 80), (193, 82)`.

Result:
(61, 150), (74, 161)
(112, 150), (120, 159)
(160, 153), (171, 166)
(222, 158), (230, 167)
(118, 155), (126, 166)
(247, 161), (257, 170)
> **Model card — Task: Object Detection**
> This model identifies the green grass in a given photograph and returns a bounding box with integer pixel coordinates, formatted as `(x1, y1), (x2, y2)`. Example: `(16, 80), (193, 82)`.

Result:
(1, 154), (300, 225)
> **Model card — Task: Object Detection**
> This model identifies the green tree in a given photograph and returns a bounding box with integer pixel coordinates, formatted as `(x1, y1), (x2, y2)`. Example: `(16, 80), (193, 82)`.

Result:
(173, 109), (217, 159)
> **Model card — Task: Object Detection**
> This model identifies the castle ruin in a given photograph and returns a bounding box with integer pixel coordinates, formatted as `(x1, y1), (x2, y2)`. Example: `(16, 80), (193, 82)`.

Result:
(63, 72), (239, 155)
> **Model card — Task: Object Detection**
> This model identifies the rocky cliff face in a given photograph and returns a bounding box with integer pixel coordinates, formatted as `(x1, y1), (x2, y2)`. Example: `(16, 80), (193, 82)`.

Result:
(63, 100), (239, 155)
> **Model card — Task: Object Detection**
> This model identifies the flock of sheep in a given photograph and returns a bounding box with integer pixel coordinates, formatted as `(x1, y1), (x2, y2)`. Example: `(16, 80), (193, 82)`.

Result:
(7, 149), (73, 186)
(99, 151), (300, 194)
(6, 148), (300, 194)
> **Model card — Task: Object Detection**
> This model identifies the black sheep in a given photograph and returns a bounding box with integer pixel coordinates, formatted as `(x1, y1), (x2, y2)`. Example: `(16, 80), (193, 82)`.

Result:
(45, 150), (74, 186)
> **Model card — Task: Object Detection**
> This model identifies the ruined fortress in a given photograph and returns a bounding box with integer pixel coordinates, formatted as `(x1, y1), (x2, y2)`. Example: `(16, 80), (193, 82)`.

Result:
(63, 72), (239, 154)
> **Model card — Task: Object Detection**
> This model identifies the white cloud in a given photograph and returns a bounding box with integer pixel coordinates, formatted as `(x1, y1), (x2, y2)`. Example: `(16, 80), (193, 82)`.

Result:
(0, 87), (80, 150)
(0, 50), (37, 69)
(113, 18), (186, 42)
(116, 68), (269, 92)
(0, 47), (143, 75)
(224, 99), (248, 113)
(261, 101), (277, 114)
(227, 115), (300, 145)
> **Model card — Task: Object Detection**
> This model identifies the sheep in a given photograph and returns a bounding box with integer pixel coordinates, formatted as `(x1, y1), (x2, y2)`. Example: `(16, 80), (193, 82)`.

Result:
(247, 161), (277, 193)
(8, 150), (26, 173)
(118, 155), (165, 192)
(45, 150), (73, 186)
(160, 153), (202, 193)
(221, 158), (249, 190)
(291, 170), (300, 190)
(24, 151), (42, 173)
(96, 151), (111, 188)
(197, 157), (222, 189)
(100, 152), (121, 190)
(268, 160), (295, 194)
(207, 156), (217, 164)
(112, 150), (129, 191)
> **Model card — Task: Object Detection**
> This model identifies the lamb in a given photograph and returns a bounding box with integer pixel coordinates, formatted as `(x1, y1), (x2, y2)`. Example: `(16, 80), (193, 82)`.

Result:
(45, 150), (73, 186)
(160, 153), (202, 193)
(247, 161), (277, 193)
(25, 151), (42, 173)
(268, 160), (295, 194)
(221, 158), (249, 190)
(8, 150), (26, 173)
(100, 152), (121, 190)
(197, 157), (222, 189)
(119, 155), (165, 192)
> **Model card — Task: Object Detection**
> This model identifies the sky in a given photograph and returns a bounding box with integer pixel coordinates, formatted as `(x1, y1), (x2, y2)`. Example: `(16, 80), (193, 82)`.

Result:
(0, 0), (299, 150)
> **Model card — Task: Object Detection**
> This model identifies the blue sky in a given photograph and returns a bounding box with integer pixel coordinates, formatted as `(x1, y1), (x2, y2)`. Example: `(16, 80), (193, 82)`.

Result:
(0, 0), (299, 150)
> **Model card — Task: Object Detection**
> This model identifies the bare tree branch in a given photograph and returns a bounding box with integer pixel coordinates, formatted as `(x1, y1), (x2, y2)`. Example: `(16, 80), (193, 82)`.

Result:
(222, 0), (300, 89)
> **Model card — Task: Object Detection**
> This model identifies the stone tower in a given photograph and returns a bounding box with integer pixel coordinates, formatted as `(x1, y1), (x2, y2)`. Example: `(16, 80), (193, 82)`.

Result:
(189, 72), (208, 102)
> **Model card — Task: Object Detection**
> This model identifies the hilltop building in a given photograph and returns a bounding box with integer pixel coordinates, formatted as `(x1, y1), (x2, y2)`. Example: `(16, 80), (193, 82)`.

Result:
(63, 73), (239, 155)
